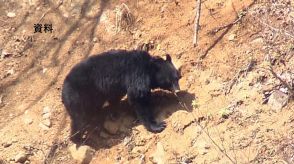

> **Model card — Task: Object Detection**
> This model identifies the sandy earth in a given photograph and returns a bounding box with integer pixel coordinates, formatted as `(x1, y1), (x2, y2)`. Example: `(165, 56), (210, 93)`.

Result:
(0, 0), (294, 163)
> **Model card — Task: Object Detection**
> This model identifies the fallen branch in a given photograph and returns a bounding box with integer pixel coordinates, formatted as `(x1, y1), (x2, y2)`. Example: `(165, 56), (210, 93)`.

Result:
(38, 0), (63, 23)
(193, 0), (201, 47)
(267, 66), (294, 98)
(225, 59), (256, 95)
(115, 3), (134, 33)
(251, 14), (294, 39)
(209, 10), (246, 35)
(175, 93), (236, 164)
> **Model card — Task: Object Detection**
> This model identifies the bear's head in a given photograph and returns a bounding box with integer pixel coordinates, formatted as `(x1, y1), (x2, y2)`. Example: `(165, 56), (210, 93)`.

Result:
(151, 54), (181, 93)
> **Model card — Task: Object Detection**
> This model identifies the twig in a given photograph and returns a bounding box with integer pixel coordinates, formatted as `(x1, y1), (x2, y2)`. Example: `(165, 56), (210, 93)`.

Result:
(251, 15), (294, 39)
(44, 122), (90, 164)
(209, 0), (258, 36)
(115, 3), (134, 33)
(38, 0), (63, 23)
(193, 0), (201, 47)
(267, 66), (294, 98)
(225, 59), (255, 95)
(44, 142), (59, 164)
(175, 93), (236, 164)
(210, 11), (246, 35)
(38, 8), (51, 23)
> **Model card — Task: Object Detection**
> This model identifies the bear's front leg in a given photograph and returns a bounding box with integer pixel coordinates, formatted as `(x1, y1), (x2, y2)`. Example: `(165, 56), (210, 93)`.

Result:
(127, 88), (166, 133)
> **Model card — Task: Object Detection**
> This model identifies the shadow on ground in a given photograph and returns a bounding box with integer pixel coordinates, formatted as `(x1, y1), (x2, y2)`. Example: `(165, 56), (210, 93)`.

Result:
(46, 90), (195, 163)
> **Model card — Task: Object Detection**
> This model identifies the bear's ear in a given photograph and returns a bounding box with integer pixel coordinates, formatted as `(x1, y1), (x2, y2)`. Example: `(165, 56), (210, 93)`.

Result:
(166, 54), (172, 62)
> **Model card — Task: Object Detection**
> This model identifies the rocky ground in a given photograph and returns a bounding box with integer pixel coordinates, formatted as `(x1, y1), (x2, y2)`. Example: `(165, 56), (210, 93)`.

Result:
(0, 0), (294, 163)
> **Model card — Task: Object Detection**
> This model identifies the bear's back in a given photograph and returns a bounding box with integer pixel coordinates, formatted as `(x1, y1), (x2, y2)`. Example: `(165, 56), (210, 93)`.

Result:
(64, 50), (153, 92)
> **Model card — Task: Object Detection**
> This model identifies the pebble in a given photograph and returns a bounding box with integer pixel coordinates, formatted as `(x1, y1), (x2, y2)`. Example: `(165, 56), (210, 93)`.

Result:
(42, 119), (52, 128)
(289, 11), (294, 18)
(42, 106), (51, 114)
(123, 136), (132, 146)
(14, 152), (28, 163)
(228, 33), (236, 41)
(0, 50), (12, 59)
(150, 142), (165, 164)
(268, 90), (289, 112)
(42, 113), (51, 119)
(69, 144), (94, 164)
(24, 117), (33, 125)
(7, 69), (14, 75)
(197, 142), (210, 155)
(42, 68), (47, 74)
(2, 141), (12, 148)
(7, 12), (16, 18)
(251, 37), (264, 46)
(131, 146), (144, 154)
(39, 123), (50, 130)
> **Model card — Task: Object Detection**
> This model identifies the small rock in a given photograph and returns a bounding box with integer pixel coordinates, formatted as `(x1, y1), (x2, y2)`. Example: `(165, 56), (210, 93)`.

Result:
(160, 4), (167, 13)
(135, 138), (147, 146)
(151, 142), (165, 164)
(14, 152), (28, 163)
(12, 138), (17, 143)
(197, 142), (210, 155)
(24, 117), (33, 125)
(279, 87), (288, 94)
(3, 141), (12, 148)
(204, 143), (210, 149)
(39, 123), (50, 130)
(134, 30), (142, 39)
(42, 113), (51, 119)
(123, 136), (132, 146)
(268, 90), (289, 111)
(42, 106), (51, 114)
(199, 148), (208, 155)
(219, 107), (232, 119)
(69, 144), (94, 164)
(131, 146), (144, 154)
(103, 120), (119, 134)
(42, 68), (47, 74)
(289, 11), (294, 18)
(93, 37), (98, 42)
(0, 50), (12, 59)
(7, 69), (14, 75)
(251, 37), (264, 46)
(228, 33), (236, 41)
(7, 12), (16, 18)
(63, 12), (69, 18)
(42, 119), (52, 128)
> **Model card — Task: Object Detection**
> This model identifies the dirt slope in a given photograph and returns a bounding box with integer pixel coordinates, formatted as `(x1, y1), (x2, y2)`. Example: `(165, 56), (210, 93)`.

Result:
(0, 0), (293, 163)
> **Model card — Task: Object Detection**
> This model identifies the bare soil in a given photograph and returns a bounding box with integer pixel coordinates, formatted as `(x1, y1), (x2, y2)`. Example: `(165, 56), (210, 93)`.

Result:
(0, 0), (294, 163)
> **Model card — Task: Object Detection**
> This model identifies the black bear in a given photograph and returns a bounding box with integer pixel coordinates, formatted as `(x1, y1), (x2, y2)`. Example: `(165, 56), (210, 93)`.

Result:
(62, 50), (181, 143)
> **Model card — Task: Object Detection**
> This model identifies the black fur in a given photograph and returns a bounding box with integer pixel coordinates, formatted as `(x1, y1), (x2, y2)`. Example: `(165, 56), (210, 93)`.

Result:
(61, 50), (180, 143)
